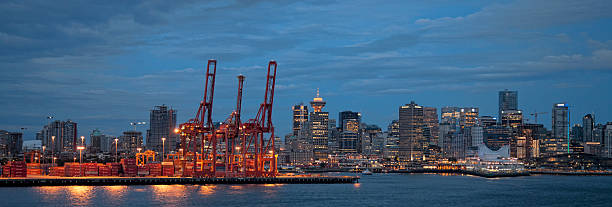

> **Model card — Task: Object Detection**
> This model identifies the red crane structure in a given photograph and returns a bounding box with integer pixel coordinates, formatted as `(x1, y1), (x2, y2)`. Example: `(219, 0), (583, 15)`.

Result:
(176, 60), (278, 178)
(177, 59), (217, 177)
(239, 60), (278, 177)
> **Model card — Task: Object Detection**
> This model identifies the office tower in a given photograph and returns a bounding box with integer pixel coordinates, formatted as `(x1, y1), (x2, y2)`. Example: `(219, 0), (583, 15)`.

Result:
(310, 89), (329, 162)
(328, 119), (339, 154)
(438, 123), (457, 158)
(499, 90), (518, 122)
(292, 104), (309, 136)
(384, 120), (400, 158)
(90, 129), (104, 153)
(0, 130), (23, 157)
(120, 131), (143, 155)
(605, 123), (612, 158)
(146, 105), (177, 155)
(41, 120), (78, 154)
(441, 107), (460, 125)
(501, 110), (523, 128)
(484, 125), (511, 151)
(459, 107), (479, 127)
(517, 124), (547, 159)
(570, 124), (583, 143)
(399, 101), (425, 161)
(551, 103), (569, 155)
(339, 111), (361, 131)
(583, 114), (594, 142)
(478, 116), (498, 127)
(423, 107), (439, 146)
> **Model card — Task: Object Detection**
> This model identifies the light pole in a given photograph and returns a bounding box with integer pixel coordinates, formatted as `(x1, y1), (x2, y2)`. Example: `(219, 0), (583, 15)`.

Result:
(161, 137), (166, 161)
(137, 147), (142, 153)
(114, 138), (119, 162)
(77, 146), (85, 165)
(42, 146), (46, 165)
(81, 136), (85, 146)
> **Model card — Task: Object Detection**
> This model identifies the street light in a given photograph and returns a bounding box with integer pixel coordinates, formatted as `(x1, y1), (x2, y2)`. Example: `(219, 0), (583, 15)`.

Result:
(42, 146), (46, 165)
(77, 146), (85, 165)
(137, 147), (142, 153)
(81, 136), (85, 146)
(114, 138), (119, 162)
(161, 137), (166, 161)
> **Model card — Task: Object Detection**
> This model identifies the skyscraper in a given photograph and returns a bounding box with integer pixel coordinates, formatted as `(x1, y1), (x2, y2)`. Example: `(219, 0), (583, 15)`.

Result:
(338, 111), (361, 154)
(500, 110), (523, 128)
(90, 129), (104, 153)
(292, 104), (309, 136)
(399, 101), (425, 161)
(423, 107), (439, 146)
(310, 89), (329, 162)
(551, 103), (569, 155)
(40, 120), (78, 154)
(120, 131), (143, 155)
(0, 130), (23, 157)
(583, 114), (594, 142)
(499, 90), (518, 122)
(146, 105), (177, 155)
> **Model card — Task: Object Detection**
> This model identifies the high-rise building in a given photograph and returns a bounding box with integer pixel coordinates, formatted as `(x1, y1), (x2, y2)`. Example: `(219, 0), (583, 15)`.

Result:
(338, 111), (361, 154)
(570, 124), (583, 143)
(310, 89), (329, 162)
(339, 111), (361, 131)
(40, 120), (78, 154)
(551, 103), (569, 155)
(423, 107), (439, 146)
(501, 110), (523, 128)
(146, 105), (177, 155)
(499, 90), (518, 122)
(0, 130), (23, 157)
(477, 116), (498, 127)
(604, 123), (612, 158)
(583, 114), (594, 142)
(384, 120), (400, 158)
(90, 129), (104, 153)
(441, 107), (460, 125)
(120, 131), (143, 155)
(459, 107), (479, 127)
(292, 104), (309, 136)
(399, 101), (425, 161)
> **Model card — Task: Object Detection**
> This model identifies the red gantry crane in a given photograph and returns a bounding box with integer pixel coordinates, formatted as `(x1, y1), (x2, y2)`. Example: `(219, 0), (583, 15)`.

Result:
(240, 60), (278, 177)
(177, 59), (217, 177)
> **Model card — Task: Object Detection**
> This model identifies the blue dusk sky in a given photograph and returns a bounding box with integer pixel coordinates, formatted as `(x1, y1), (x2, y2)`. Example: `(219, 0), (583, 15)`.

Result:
(1, 0), (611, 140)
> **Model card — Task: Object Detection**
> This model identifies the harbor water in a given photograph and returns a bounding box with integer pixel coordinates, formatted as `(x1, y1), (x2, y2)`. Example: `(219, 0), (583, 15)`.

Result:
(1, 173), (611, 206)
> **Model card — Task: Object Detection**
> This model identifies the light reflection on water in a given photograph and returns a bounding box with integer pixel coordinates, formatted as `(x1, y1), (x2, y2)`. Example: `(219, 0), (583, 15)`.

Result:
(198, 185), (217, 196)
(67, 186), (94, 206)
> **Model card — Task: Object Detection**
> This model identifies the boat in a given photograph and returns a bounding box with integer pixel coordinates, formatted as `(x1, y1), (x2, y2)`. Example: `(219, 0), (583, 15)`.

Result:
(362, 169), (372, 175)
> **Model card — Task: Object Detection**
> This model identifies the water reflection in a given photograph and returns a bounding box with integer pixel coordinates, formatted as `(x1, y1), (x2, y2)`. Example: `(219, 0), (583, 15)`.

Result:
(103, 186), (127, 198)
(353, 183), (361, 188)
(67, 186), (94, 206)
(152, 185), (188, 203)
(198, 185), (217, 196)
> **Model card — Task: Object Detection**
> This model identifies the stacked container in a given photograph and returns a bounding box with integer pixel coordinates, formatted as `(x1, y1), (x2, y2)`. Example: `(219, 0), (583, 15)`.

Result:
(98, 164), (111, 176)
(26, 163), (42, 176)
(8, 161), (27, 177)
(49, 167), (65, 176)
(83, 163), (99, 177)
(64, 163), (82, 177)
(147, 163), (162, 177)
(162, 162), (174, 177)
(137, 165), (149, 177)
(121, 159), (137, 177)
(107, 163), (121, 176)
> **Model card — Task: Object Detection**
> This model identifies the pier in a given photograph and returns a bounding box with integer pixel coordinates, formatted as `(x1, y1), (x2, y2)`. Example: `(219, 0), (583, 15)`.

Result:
(0, 176), (359, 187)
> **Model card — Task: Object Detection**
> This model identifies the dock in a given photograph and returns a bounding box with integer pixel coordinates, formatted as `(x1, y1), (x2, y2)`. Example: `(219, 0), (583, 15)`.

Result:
(0, 176), (359, 187)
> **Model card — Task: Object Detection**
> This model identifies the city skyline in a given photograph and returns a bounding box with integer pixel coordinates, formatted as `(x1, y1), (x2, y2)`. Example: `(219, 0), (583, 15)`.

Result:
(1, 0), (611, 140)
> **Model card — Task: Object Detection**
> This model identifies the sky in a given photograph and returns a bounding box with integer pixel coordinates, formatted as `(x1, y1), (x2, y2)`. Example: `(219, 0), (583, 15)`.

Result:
(1, 0), (612, 141)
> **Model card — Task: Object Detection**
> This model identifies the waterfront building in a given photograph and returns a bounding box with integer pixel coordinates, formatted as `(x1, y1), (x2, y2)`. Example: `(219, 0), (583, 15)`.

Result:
(399, 101), (425, 161)
(384, 120), (400, 158)
(146, 105), (177, 155)
(583, 114), (594, 142)
(550, 103), (569, 155)
(40, 120), (78, 154)
(328, 119), (339, 154)
(484, 125), (511, 151)
(516, 124), (547, 159)
(310, 89), (329, 162)
(498, 90), (518, 123)
(0, 130), (23, 157)
(292, 104), (309, 136)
